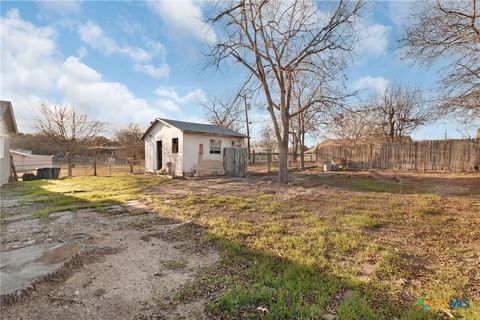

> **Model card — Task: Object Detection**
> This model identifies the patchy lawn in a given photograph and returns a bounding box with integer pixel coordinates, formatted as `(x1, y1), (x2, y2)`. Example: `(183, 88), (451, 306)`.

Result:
(3, 171), (479, 319)
(144, 171), (480, 319)
(3, 175), (169, 218)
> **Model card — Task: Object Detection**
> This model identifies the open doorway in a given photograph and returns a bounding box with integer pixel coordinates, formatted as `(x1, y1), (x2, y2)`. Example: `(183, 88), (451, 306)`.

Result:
(156, 140), (162, 170)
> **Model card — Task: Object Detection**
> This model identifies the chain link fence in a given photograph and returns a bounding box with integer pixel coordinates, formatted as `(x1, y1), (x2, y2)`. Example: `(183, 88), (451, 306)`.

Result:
(14, 158), (145, 178)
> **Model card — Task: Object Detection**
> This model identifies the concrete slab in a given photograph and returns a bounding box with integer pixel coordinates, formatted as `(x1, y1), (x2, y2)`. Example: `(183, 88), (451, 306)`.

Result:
(123, 200), (149, 213)
(0, 199), (23, 208)
(76, 209), (100, 219)
(2, 213), (33, 224)
(5, 219), (40, 231)
(105, 205), (124, 214)
(0, 243), (81, 301)
(49, 211), (74, 224)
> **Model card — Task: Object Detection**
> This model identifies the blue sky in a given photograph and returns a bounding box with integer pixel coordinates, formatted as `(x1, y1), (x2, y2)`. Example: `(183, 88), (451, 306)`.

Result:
(1, 0), (476, 143)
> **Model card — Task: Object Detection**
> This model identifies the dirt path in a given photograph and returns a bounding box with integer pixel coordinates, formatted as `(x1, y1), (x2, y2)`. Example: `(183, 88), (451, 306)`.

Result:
(0, 201), (218, 320)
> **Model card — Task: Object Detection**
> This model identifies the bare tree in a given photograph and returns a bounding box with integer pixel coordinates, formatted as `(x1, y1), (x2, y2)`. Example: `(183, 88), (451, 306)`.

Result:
(115, 123), (144, 173)
(328, 111), (381, 147)
(208, 0), (365, 183)
(259, 123), (277, 153)
(400, 0), (480, 121)
(33, 105), (107, 177)
(289, 73), (345, 169)
(201, 95), (243, 130)
(372, 83), (430, 142)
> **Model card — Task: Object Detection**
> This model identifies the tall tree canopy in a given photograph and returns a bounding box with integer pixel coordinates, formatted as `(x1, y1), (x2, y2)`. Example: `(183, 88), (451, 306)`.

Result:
(208, 0), (365, 183)
(401, 0), (480, 121)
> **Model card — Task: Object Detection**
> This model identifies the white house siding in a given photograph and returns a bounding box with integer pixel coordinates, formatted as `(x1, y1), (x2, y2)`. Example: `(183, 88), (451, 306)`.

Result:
(0, 120), (11, 185)
(144, 122), (183, 175)
(182, 133), (244, 174)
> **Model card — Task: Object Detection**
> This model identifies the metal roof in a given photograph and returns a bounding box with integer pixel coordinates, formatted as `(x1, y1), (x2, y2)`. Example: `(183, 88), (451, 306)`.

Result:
(142, 118), (247, 139)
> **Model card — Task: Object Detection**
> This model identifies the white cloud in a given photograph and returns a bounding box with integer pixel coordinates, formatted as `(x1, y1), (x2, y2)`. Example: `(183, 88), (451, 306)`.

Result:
(153, 86), (206, 114)
(388, 1), (416, 27)
(0, 9), (61, 95)
(147, 0), (217, 44)
(133, 64), (170, 79)
(0, 9), (195, 132)
(57, 56), (155, 124)
(78, 21), (169, 78)
(355, 20), (390, 58)
(36, 0), (82, 15)
(354, 76), (389, 95)
(76, 46), (87, 58)
(155, 86), (206, 104)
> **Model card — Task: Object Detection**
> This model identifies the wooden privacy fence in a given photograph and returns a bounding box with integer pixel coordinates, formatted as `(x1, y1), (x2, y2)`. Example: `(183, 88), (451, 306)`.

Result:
(317, 139), (480, 171)
(223, 147), (247, 177)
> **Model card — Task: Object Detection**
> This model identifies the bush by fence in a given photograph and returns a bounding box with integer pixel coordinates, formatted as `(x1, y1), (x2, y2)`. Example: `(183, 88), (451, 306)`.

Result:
(250, 139), (480, 171)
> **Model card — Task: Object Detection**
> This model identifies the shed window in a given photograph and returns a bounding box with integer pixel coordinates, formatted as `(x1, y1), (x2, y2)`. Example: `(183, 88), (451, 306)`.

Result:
(172, 138), (179, 153)
(210, 139), (221, 154)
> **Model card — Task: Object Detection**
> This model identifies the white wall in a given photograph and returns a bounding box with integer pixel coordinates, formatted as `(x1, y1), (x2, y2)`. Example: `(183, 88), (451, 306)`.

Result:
(12, 153), (54, 172)
(144, 121), (183, 175)
(0, 119), (11, 185)
(183, 133), (244, 174)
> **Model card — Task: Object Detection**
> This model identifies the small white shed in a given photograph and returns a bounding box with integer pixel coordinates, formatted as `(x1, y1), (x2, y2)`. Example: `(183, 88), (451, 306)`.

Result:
(10, 150), (54, 172)
(0, 101), (19, 186)
(142, 118), (247, 176)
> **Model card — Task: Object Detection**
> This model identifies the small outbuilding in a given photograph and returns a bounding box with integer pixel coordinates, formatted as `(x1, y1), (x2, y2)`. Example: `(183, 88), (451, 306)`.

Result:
(10, 150), (54, 173)
(0, 101), (19, 186)
(142, 118), (247, 176)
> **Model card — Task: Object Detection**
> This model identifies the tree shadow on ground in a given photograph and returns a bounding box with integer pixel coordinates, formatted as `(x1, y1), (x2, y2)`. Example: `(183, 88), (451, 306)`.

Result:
(156, 222), (443, 320)
(2, 176), (476, 320)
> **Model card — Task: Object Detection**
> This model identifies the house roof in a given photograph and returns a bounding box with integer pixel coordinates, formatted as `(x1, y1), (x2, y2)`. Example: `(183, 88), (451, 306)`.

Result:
(10, 149), (53, 158)
(0, 100), (18, 134)
(141, 118), (247, 139)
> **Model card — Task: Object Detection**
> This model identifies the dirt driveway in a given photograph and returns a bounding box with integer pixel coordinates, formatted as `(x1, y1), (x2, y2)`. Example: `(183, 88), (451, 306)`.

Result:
(0, 199), (218, 320)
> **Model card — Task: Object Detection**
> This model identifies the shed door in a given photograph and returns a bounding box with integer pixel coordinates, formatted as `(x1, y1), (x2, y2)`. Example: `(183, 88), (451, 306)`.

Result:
(157, 140), (162, 170)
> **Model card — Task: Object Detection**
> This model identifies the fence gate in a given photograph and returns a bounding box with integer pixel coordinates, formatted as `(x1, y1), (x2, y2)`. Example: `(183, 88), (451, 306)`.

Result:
(223, 147), (247, 177)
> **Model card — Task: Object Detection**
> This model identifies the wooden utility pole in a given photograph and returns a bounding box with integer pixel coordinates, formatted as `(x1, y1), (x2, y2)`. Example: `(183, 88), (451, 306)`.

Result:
(243, 95), (251, 163)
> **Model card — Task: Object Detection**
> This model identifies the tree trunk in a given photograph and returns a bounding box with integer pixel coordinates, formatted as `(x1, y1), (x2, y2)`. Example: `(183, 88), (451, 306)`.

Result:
(292, 134), (298, 163)
(267, 149), (271, 173)
(129, 161), (133, 174)
(93, 153), (97, 176)
(278, 140), (288, 184)
(67, 158), (73, 177)
(300, 130), (305, 170)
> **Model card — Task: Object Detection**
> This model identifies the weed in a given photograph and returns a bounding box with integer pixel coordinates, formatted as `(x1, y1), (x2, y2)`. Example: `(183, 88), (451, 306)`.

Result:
(160, 258), (188, 270)
(341, 214), (382, 229)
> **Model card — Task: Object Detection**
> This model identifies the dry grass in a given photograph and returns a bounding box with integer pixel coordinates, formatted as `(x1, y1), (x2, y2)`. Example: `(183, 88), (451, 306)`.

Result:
(8, 170), (480, 319)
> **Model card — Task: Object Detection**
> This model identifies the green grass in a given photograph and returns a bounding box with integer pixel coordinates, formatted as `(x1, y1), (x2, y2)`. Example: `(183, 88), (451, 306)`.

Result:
(14, 175), (169, 217)
(315, 176), (406, 193)
(341, 214), (382, 229)
(160, 258), (188, 270)
(348, 179), (405, 193)
(208, 245), (344, 320)
(157, 179), (479, 319)
(337, 291), (379, 320)
(9, 174), (479, 319)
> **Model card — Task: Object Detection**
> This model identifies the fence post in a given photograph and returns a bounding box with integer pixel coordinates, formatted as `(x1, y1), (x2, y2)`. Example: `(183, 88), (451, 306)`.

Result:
(252, 150), (255, 165)
(267, 150), (271, 173)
